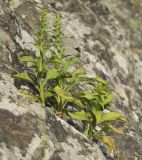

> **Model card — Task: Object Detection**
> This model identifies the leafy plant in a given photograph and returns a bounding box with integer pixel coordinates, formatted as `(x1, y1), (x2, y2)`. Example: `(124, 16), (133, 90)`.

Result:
(43, 13), (86, 115)
(69, 79), (127, 152)
(14, 10), (127, 153)
(14, 11), (59, 106)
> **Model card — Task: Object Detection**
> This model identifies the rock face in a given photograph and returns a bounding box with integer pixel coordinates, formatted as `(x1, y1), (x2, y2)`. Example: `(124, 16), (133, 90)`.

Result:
(0, 0), (141, 160)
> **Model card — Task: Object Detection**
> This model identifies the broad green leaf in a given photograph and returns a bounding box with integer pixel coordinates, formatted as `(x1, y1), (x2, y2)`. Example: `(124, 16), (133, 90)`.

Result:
(14, 72), (34, 84)
(103, 94), (113, 106)
(95, 76), (107, 85)
(82, 91), (95, 100)
(72, 99), (84, 109)
(68, 98), (85, 109)
(54, 86), (74, 100)
(43, 69), (59, 86)
(118, 116), (128, 123)
(69, 111), (90, 121)
(92, 109), (127, 124)
(92, 109), (103, 124)
(101, 136), (116, 153)
(45, 91), (54, 98)
(100, 112), (127, 123)
(19, 56), (35, 62)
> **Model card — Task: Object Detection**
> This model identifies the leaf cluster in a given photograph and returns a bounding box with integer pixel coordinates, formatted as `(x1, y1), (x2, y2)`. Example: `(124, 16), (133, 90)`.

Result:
(14, 10), (127, 153)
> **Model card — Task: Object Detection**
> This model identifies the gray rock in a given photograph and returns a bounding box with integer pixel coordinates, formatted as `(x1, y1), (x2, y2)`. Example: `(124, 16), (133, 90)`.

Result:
(0, 0), (142, 159)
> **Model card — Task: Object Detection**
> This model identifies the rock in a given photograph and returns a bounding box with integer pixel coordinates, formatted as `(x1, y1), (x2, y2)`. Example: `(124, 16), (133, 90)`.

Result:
(0, 0), (142, 159)
(131, 111), (139, 123)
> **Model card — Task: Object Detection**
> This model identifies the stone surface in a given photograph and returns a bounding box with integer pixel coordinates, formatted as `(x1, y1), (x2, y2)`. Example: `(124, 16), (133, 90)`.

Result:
(0, 0), (142, 160)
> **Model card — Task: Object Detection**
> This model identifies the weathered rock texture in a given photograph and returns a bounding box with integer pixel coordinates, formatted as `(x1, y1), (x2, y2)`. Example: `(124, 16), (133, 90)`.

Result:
(0, 0), (142, 160)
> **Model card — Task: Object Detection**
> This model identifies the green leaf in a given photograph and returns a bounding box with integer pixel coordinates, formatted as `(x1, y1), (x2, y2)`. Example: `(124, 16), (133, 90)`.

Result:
(14, 72), (34, 84)
(39, 80), (45, 106)
(60, 71), (72, 79)
(72, 68), (85, 76)
(39, 59), (43, 72)
(64, 58), (78, 70)
(45, 91), (54, 98)
(101, 136), (116, 153)
(82, 91), (95, 100)
(54, 86), (74, 100)
(74, 76), (94, 85)
(43, 69), (59, 86)
(72, 99), (84, 109)
(68, 97), (84, 109)
(48, 55), (61, 64)
(92, 109), (103, 124)
(118, 116), (128, 123)
(95, 76), (107, 85)
(35, 57), (41, 69)
(100, 112), (127, 123)
(92, 109), (127, 124)
(103, 94), (113, 106)
(19, 56), (35, 62)
(69, 111), (90, 121)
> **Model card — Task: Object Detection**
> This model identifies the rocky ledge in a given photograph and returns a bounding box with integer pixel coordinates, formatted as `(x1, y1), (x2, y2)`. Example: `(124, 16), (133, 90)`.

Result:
(0, 0), (142, 160)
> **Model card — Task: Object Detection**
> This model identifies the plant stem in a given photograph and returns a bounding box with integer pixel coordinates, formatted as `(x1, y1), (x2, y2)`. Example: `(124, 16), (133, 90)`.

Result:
(39, 79), (45, 107)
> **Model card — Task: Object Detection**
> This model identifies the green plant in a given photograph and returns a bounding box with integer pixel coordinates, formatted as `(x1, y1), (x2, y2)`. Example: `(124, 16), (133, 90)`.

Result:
(14, 11), (59, 106)
(69, 78), (127, 152)
(14, 10), (127, 153)
(43, 13), (86, 114)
